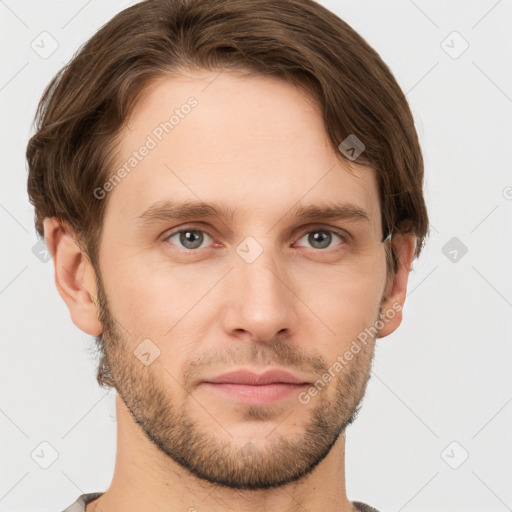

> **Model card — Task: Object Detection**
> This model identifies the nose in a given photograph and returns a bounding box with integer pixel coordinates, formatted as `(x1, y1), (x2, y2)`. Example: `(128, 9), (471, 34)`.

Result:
(221, 244), (299, 343)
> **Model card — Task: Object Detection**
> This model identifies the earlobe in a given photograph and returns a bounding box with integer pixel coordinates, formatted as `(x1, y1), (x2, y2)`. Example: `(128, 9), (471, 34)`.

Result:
(377, 234), (417, 339)
(43, 218), (102, 336)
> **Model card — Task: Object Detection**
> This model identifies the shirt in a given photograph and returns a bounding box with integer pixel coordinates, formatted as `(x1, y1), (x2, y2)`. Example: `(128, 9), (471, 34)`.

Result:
(61, 492), (381, 511)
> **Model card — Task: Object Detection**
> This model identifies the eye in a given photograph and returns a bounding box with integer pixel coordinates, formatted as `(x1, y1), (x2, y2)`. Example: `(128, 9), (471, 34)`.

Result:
(295, 229), (347, 250)
(165, 228), (213, 250)
(163, 226), (349, 252)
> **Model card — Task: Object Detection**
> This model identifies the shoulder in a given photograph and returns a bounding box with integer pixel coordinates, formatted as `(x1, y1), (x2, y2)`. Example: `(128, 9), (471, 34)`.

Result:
(352, 501), (382, 512)
(61, 492), (104, 512)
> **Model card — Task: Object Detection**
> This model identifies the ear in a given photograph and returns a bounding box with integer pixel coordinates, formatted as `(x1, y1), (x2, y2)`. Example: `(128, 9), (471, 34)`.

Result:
(377, 233), (417, 339)
(43, 217), (102, 336)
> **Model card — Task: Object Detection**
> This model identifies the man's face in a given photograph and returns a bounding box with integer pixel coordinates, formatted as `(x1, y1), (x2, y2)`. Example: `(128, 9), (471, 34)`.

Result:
(94, 70), (390, 489)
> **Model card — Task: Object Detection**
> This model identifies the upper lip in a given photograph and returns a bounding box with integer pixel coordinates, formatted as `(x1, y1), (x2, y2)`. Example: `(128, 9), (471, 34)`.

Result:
(203, 369), (309, 385)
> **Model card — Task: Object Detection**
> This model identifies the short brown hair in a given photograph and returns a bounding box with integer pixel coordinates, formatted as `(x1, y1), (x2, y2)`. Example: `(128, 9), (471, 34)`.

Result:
(27, 0), (428, 305)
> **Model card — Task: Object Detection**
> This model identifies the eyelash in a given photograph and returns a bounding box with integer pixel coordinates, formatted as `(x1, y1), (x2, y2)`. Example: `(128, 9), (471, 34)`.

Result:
(162, 225), (350, 252)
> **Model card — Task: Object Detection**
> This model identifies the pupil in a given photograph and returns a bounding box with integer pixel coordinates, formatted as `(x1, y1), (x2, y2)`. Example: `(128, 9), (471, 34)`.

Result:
(180, 230), (203, 249)
(309, 231), (331, 249)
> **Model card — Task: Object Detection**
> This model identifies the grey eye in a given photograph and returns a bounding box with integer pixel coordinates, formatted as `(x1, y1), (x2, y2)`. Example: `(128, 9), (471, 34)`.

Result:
(167, 229), (212, 250)
(296, 230), (345, 250)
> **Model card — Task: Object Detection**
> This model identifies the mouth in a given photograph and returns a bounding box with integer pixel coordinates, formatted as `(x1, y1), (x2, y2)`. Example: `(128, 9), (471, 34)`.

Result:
(200, 368), (310, 405)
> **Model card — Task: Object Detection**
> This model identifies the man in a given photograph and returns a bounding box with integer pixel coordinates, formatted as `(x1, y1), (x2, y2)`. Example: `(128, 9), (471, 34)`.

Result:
(26, 0), (429, 510)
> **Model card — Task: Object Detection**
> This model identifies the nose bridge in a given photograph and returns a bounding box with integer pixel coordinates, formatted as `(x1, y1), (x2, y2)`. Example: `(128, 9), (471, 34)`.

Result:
(240, 239), (283, 298)
(226, 234), (297, 340)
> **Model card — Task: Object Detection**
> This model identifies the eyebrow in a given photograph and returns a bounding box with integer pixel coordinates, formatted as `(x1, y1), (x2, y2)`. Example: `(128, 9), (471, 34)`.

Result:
(136, 199), (370, 226)
(136, 200), (238, 225)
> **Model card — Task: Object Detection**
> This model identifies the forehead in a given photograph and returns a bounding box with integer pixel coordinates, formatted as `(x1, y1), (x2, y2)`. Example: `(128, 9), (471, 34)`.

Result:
(104, 70), (380, 230)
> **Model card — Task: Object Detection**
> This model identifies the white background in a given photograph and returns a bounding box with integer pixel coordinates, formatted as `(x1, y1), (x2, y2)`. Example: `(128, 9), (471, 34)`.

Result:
(0, 1), (511, 511)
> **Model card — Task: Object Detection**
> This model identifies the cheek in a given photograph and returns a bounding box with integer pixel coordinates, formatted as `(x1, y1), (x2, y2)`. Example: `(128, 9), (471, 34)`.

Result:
(102, 252), (216, 346)
(316, 282), (381, 329)
(299, 261), (386, 348)
(98, 245), (164, 329)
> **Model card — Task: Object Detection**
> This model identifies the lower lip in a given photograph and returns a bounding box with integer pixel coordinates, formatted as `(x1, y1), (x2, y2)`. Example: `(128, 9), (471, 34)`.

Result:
(201, 382), (308, 405)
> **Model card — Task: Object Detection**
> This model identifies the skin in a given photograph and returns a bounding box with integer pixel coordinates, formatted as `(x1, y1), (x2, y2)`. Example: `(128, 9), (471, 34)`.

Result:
(44, 69), (416, 512)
